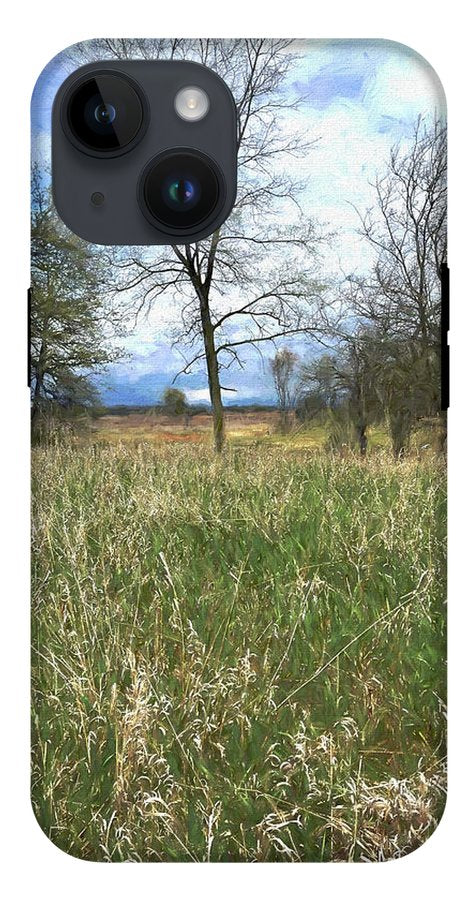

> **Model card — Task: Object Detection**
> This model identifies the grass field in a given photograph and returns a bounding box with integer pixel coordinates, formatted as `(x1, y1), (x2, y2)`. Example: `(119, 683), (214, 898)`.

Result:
(90, 408), (391, 451)
(31, 424), (446, 861)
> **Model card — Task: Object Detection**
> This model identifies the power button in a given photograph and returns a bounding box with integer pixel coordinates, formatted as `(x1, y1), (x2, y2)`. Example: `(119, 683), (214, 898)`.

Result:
(441, 263), (449, 410)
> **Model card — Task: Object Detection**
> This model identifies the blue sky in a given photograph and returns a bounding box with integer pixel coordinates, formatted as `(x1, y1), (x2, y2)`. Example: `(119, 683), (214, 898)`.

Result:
(32, 40), (445, 407)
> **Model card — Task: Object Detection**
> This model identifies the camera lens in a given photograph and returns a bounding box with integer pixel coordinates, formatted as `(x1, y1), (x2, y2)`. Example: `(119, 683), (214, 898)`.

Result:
(94, 102), (116, 124)
(163, 175), (201, 211)
(140, 150), (224, 232)
(64, 71), (146, 155)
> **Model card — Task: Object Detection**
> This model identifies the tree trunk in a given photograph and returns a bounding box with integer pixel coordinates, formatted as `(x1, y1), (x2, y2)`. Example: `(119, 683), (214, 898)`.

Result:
(353, 381), (367, 457)
(199, 290), (225, 453)
(438, 410), (447, 456)
(357, 423), (368, 457)
(279, 407), (290, 433)
(31, 339), (46, 436)
(389, 409), (410, 459)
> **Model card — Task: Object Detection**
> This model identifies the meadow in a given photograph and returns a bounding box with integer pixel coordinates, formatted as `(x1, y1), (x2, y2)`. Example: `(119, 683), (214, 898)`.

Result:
(31, 418), (446, 861)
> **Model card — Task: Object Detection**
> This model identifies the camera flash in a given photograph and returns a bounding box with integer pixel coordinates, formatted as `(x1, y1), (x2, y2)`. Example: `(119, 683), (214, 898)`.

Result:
(175, 86), (209, 122)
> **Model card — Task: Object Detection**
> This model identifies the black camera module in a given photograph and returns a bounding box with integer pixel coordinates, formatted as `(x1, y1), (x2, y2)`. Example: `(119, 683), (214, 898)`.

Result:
(139, 149), (225, 233)
(62, 71), (148, 156)
(53, 60), (237, 244)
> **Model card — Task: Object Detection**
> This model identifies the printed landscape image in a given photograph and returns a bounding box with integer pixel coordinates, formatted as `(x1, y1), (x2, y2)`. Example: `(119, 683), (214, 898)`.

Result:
(31, 39), (447, 861)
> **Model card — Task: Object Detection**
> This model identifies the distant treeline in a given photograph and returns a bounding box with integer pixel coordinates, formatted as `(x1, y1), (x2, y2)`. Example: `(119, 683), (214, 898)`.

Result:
(92, 402), (278, 418)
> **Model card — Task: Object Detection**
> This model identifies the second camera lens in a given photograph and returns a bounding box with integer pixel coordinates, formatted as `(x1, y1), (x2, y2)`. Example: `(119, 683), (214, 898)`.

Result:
(162, 175), (201, 211)
(140, 150), (224, 233)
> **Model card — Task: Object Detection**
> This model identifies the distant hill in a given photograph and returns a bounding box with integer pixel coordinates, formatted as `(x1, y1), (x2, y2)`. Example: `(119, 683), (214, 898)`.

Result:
(93, 402), (278, 418)
(92, 368), (277, 408)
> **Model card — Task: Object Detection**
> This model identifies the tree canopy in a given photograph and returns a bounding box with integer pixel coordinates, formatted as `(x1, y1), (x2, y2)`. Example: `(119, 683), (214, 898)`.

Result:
(30, 165), (123, 433)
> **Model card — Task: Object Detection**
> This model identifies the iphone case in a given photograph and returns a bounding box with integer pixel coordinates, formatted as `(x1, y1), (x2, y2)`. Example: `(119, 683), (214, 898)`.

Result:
(31, 39), (447, 861)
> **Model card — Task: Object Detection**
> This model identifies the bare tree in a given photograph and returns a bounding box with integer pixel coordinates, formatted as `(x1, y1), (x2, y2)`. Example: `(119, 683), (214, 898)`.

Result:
(349, 117), (446, 346)
(271, 348), (299, 432)
(71, 39), (328, 452)
(300, 334), (383, 456)
(298, 353), (341, 418)
(346, 118), (446, 451)
(313, 118), (448, 456)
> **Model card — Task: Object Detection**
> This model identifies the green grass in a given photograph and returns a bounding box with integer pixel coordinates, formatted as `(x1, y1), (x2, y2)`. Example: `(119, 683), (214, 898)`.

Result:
(31, 441), (446, 861)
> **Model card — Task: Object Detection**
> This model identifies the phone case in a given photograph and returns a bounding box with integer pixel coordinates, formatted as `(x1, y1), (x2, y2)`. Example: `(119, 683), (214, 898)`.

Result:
(31, 39), (447, 862)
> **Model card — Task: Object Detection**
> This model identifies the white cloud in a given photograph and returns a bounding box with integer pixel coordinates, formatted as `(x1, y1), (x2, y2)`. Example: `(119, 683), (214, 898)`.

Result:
(185, 388), (211, 403)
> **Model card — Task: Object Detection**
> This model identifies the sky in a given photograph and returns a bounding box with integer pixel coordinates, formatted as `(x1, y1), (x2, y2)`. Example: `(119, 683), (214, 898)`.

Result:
(32, 40), (445, 407)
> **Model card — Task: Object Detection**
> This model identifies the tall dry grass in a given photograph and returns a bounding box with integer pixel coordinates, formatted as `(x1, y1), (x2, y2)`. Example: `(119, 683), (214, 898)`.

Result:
(31, 441), (446, 860)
